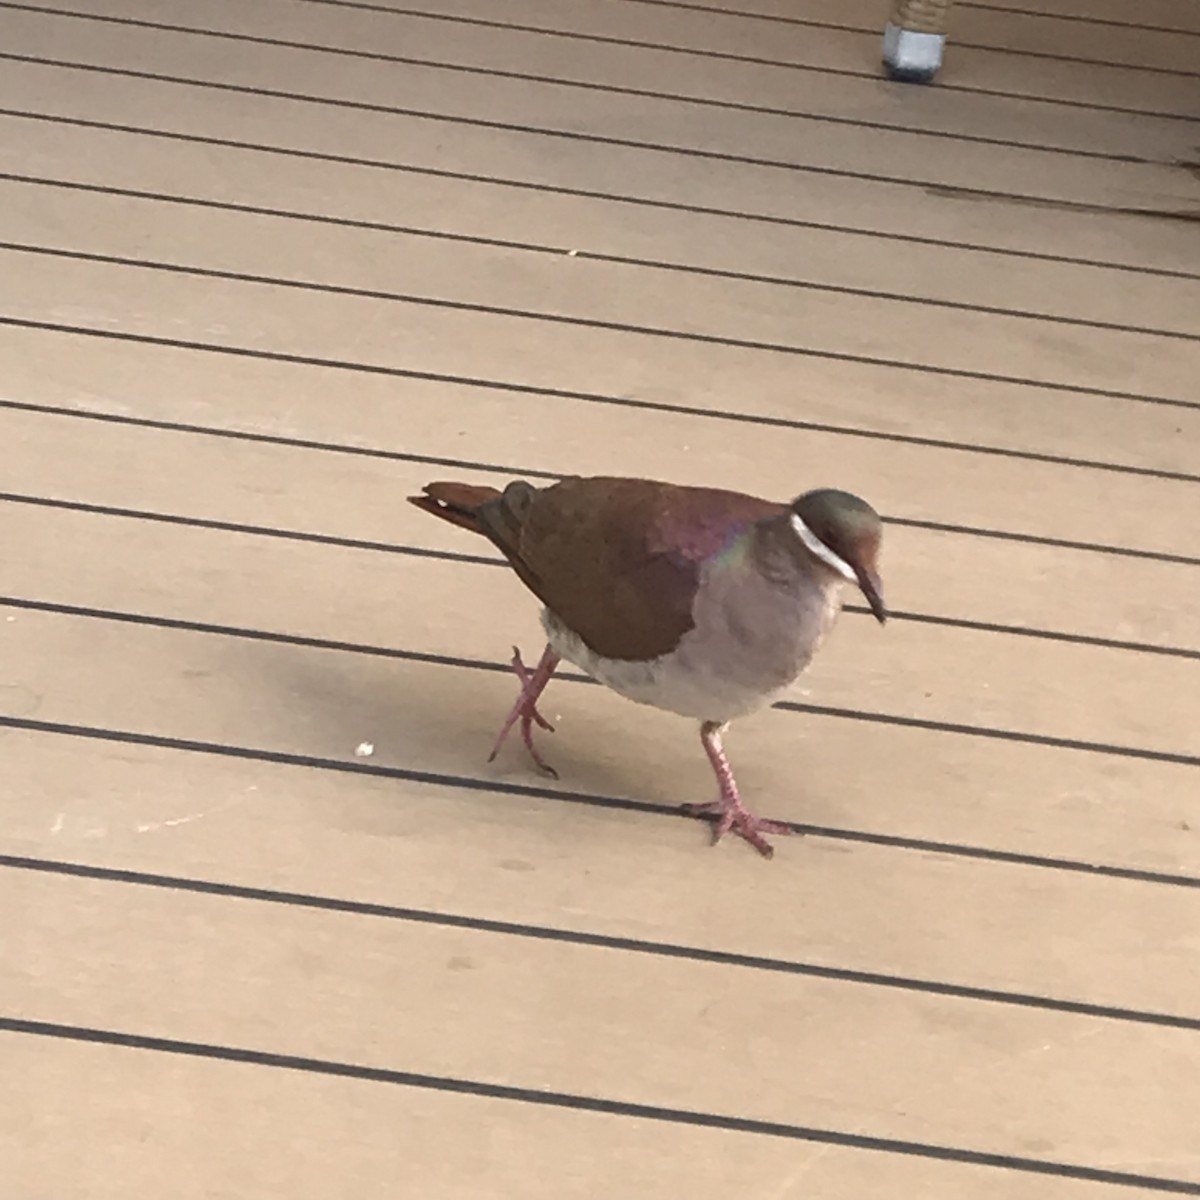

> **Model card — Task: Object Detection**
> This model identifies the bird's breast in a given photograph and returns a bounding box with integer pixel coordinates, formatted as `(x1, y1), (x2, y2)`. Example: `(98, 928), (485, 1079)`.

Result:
(542, 568), (842, 723)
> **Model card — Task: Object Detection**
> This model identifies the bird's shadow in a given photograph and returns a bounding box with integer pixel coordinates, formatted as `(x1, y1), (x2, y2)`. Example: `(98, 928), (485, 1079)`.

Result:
(252, 643), (688, 816)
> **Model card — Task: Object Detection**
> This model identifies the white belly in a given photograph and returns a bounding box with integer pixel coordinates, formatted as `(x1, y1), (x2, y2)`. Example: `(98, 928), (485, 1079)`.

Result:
(541, 576), (843, 723)
(543, 616), (785, 721)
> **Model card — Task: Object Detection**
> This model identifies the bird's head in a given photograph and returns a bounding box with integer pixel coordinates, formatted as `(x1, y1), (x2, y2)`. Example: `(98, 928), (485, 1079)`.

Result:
(789, 489), (886, 623)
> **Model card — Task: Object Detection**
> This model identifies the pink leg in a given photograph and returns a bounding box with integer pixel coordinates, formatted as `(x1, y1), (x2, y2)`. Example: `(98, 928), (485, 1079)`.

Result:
(488, 644), (561, 778)
(682, 721), (793, 858)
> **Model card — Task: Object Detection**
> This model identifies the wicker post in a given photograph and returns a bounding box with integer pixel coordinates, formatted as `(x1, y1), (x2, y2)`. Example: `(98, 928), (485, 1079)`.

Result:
(883, 0), (951, 83)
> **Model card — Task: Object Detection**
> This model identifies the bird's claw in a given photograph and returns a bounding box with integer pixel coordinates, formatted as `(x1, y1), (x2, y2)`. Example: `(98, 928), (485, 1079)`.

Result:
(508, 647), (556, 732)
(489, 644), (561, 776)
(681, 800), (794, 858)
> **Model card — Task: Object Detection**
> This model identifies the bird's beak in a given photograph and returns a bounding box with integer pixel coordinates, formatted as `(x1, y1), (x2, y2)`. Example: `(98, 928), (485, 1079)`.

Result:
(857, 568), (887, 624)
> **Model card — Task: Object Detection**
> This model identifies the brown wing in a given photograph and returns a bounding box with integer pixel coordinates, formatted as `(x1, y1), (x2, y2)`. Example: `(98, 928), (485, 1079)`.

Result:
(502, 477), (784, 660)
(411, 476), (784, 659)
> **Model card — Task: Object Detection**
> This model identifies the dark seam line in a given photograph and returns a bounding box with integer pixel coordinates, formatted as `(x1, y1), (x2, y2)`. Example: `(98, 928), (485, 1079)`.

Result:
(878, 607), (1199, 661)
(3, 716), (1198, 883)
(0, 596), (540, 667)
(0, 491), (504, 566)
(2, 484), (1196, 580)
(11, 588), (1200, 664)
(957, 1), (1200, 36)
(965, 42), (1200, 71)
(4, 854), (1198, 1030)
(3, 108), (1195, 281)
(0, 5), (1167, 166)
(4, 174), (1198, 346)
(5, 52), (1194, 224)
(883, 513), (1200, 567)
(612, 0), (1200, 74)
(0, 397), (568, 479)
(3, 1019), (1199, 1191)
(777, 700), (1200, 769)
(292, 0), (1200, 118)
(5, 243), (1196, 412)
(1, 390), (1197, 498)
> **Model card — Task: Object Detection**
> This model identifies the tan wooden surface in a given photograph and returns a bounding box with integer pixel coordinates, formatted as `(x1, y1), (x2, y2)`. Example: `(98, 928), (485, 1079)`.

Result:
(2, 1), (1198, 1196)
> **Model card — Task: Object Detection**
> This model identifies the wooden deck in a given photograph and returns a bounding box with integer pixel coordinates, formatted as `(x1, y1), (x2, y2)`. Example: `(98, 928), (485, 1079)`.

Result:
(2, 1), (1198, 1195)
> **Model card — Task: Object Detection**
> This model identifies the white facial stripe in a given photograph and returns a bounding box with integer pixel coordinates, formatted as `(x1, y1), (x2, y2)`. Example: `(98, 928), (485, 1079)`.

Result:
(790, 514), (857, 583)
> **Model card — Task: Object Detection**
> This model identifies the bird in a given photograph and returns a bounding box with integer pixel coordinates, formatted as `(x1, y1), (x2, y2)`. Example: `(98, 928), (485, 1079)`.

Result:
(408, 475), (886, 857)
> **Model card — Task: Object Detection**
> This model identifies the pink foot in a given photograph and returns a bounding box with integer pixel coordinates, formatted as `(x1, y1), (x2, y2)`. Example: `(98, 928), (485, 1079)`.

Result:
(681, 799), (793, 858)
(488, 644), (561, 777)
(683, 721), (793, 859)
